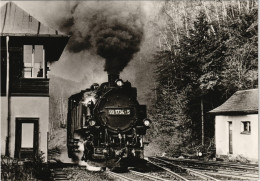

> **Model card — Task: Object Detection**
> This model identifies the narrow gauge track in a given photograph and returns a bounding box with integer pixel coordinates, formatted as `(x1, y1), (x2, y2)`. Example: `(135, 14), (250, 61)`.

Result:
(148, 157), (219, 181)
(49, 163), (81, 181)
(129, 169), (181, 181)
(51, 168), (70, 181)
(107, 160), (193, 181)
(153, 156), (259, 180)
(106, 170), (137, 181)
(107, 169), (173, 181)
(107, 165), (177, 181)
(158, 156), (258, 172)
(107, 170), (169, 181)
(108, 158), (216, 181)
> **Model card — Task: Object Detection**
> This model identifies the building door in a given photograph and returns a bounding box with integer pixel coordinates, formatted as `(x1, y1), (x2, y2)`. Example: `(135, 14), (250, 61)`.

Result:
(228, 122), (233, 154)
(15, 118), (39, 159)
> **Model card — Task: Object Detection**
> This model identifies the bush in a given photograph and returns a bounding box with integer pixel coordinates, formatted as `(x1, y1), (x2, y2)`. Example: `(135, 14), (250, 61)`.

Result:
(30, 152), (51, 180)
(174, 137), (216, 160)
(1, 153), (51, 181)
(1, 156), (32, 180)
(217, 154), (250, 163)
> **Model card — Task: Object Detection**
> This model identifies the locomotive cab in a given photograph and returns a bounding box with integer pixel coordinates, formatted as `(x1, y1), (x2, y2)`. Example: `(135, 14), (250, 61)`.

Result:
(67, 75), (150, 167)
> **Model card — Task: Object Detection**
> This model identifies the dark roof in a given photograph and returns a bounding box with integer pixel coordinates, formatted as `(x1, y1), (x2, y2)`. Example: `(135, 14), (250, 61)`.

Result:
(0, 2), (68, 37)
(209, 89), (258, 114)
(0, 2), (70, 62)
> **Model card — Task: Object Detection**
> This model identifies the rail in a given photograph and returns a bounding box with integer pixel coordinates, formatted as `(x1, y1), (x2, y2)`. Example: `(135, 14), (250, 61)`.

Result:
(149, 157), (220, 181)
(106, 170), (136, 181)
(130, 170), (172, 181)
(159, 156), (258, 171)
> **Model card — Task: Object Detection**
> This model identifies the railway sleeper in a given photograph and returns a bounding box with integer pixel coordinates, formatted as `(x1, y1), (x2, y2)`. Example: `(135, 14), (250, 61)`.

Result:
(149, 157), (220, 181)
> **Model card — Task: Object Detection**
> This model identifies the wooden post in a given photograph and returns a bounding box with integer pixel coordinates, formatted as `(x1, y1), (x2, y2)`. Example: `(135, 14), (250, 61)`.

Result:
(5, 36), (10, 156)
(43, 46), (45, 78)
(201, 97), (204, 146)
(32, 45), (35, 77)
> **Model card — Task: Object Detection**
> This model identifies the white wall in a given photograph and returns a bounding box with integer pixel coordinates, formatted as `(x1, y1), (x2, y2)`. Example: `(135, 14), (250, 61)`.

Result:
(1, 96), (49, 161)
(215, 114), (258, 161)
(1, 97), (8, 155)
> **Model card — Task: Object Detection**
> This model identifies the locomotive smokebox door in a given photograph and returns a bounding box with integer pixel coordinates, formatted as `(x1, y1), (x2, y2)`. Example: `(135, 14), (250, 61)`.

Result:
(95, 89), (139, 133)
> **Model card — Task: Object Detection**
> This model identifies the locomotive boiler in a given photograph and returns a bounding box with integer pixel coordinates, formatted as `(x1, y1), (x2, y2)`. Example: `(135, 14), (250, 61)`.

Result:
(67, 74), (151, 168)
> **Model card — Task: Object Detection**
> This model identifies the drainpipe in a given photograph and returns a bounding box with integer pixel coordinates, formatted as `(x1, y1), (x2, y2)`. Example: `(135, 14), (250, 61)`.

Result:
(5, 36), (10, 156)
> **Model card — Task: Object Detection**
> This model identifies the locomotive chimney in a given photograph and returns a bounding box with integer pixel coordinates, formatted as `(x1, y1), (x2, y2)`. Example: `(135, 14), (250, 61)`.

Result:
(108, 74), (119, 86)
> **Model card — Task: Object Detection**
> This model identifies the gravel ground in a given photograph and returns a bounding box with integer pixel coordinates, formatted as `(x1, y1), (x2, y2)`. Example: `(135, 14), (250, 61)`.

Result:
(63, 167), (114, 181)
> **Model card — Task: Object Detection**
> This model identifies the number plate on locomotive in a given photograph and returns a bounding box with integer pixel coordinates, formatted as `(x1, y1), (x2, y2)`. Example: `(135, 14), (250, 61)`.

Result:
(108, 109), (131, 115)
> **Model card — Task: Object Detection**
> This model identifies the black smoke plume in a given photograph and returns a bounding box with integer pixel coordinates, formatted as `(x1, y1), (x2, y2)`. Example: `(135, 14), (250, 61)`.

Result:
(59, 2), (144, 74)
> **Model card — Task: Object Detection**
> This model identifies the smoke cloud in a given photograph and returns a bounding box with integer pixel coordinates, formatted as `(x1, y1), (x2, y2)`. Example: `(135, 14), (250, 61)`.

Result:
(59, 1), (144, 74)
(13, 1), (163, 105)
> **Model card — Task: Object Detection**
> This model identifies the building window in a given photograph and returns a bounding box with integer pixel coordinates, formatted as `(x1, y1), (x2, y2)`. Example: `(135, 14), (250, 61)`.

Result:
(241, 121), (251, 134)
(23, 45), (45, 78)
(29, 15), (32, 22)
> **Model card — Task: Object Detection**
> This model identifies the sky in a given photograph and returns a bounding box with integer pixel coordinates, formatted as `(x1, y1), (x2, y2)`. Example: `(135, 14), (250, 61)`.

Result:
(0, 1), (162, 86)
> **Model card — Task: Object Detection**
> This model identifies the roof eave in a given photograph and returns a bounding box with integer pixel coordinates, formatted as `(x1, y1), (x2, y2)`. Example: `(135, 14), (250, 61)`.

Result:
(1, 35), (70, 62)
(0, 33), (70, 38)
(209, 110), (258, 115)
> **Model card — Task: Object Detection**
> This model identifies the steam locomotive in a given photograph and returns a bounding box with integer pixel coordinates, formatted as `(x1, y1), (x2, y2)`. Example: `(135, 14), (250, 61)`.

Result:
(67, 74), (151, 168)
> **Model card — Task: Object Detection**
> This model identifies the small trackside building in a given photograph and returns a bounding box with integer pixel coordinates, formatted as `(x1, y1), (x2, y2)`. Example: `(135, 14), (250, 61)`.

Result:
(209, 89), (258, 162)
(1, 2), (69, 161)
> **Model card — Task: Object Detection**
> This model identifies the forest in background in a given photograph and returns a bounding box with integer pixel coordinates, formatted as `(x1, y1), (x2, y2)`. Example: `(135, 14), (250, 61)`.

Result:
(146, 0), (258, 157)
(49, 0), (258, 158)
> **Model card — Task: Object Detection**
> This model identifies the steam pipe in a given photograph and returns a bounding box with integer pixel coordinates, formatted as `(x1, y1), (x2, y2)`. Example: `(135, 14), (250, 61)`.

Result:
(108, 74), (119, 86)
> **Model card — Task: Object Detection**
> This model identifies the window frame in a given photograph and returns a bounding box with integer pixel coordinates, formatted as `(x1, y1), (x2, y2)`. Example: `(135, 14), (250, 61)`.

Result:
(23, 45), (46, 79)
(240, 121), (251, 135)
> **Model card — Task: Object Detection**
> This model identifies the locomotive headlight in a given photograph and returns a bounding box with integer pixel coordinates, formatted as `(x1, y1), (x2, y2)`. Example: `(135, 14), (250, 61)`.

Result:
(89, 119), (96, 126)
(116, 79), (124, 87)
(143, 119), (151, 127)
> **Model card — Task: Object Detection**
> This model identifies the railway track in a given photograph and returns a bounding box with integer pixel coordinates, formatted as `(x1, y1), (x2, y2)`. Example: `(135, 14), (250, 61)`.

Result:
(107, 163), (176, 181)
(153, 156), (259, 180)
(50, 167), (70, 181)
(148, 157), (219, 180)
(107, 170), (137, 181)
(49, 157), (258, 180)
(107, 157), (218, 181)
(158, 156), (258, 171)
(107, 169), (179, 181)
(49, 163), (80, 181)
(130, 169), (175, 180)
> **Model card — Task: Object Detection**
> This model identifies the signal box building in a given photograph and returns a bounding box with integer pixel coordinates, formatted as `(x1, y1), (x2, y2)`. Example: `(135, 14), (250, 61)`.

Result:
(1, 2), (69, 161)
(210, 89), (258, 162)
